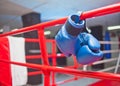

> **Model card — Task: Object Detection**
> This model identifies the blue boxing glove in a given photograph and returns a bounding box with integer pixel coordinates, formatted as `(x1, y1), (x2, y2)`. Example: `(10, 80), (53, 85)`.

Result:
(55, 13), (85, 57)
(75, 32), (103, 64)
(55, 12), (103, 65)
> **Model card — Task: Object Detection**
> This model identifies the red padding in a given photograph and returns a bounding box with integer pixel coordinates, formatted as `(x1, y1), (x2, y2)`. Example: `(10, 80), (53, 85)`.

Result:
(0, 37), (12, 86)
(89, 79), (120, 86)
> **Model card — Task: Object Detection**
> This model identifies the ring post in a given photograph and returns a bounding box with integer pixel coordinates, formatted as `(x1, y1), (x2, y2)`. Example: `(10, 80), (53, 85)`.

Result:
(38, 28), (50, 86)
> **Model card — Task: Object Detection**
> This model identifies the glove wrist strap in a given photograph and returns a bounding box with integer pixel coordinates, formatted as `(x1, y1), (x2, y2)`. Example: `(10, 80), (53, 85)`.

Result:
(65, 13), (85, 36)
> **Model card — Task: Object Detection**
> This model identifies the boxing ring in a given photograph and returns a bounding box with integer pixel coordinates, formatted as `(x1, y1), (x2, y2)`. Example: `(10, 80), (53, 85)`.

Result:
(0, 2), (120, 86)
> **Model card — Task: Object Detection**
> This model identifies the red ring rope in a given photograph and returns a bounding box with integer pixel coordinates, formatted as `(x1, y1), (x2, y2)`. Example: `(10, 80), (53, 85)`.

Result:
(0, 3), (120, 37)
(0, 59), (120, 82)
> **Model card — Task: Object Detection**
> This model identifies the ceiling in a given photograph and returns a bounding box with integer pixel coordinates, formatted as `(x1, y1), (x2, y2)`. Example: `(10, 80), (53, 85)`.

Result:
(0, 0), (120, 29)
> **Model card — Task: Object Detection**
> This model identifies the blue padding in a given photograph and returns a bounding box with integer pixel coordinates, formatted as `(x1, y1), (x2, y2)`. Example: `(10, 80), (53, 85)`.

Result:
(104, 31), (111, 58)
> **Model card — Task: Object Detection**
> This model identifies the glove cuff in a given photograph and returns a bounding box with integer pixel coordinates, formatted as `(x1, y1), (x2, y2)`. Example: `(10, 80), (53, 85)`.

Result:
(65, 13), (85, 36)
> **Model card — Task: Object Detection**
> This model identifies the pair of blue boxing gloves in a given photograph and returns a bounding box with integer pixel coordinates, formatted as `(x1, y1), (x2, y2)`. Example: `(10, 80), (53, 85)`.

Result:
(55, 13), (103, 65)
